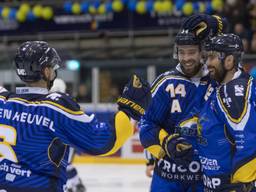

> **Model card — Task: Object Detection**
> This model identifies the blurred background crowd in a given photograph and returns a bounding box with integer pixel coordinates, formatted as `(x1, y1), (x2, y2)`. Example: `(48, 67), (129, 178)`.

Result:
(0, 0), (255, 105)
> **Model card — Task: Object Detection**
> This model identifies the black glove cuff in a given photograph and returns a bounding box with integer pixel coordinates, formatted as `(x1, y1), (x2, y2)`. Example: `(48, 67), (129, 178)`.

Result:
(146, 159), (155, 166)
(119, 107), (140, 121)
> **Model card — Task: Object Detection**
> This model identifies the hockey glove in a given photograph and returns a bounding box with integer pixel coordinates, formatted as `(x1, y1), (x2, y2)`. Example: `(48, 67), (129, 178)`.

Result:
(162, 134), (193, 167)
(117, 74), (151, 121)
(182, 14), (228, 40)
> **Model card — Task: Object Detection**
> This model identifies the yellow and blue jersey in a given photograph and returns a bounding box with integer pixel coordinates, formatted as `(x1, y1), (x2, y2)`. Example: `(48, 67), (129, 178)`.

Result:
(0, 87), (134, 192)
(139, 65), (216, 183)
(198, 71), (256, 191)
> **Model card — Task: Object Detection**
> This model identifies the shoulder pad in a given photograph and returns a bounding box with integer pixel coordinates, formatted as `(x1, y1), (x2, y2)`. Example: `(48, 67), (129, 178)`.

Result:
(0, 86), (8, 93)
(44, 92), (81, 113)
(217, 75), (252, 122)
(0, 89), (12, 99)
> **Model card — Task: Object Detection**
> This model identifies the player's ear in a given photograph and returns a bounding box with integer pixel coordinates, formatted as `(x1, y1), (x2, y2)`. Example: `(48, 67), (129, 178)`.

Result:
(42, 67), (51, 80)
(224, 55), (235, 71)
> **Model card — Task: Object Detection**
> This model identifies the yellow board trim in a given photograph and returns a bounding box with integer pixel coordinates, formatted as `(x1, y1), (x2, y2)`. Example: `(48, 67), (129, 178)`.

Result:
(100, 111), (134, 156)
(73, 156), (146, 164)
(218, 78), (251, 124)
(8, 97), (84, 115)
(232, 157), (256, 183)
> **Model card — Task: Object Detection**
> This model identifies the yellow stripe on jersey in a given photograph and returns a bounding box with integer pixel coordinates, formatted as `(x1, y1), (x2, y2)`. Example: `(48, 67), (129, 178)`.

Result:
(144, 129), (168, 159)
(100, 111), (134, 156)
(223, 125), (235, 145)
(9, 97), (84, 115)
(146, 145), (165, 159)
(151, 75), (189, 94)
(159, 129), (168, 145)
(217, 78), (252, 124)
(0, 95), (6, 100)
(42, 100), (83, 115)
(231, 157), (256, 183)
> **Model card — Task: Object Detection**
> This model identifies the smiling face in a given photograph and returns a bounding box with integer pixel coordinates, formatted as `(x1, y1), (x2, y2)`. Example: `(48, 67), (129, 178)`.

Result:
(177, 45), (201, 77)
(206, 51), (226, 82)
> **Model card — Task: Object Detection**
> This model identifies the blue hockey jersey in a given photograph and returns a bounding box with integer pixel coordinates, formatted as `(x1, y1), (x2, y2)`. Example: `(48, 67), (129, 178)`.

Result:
(0, 87), (134, 192)
(139, 64), (216, 183)
(198, 70), (256, 191)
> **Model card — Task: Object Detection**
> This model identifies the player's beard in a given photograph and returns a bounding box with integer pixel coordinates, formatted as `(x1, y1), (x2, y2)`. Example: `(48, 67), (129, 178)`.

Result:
(180, 59), (201, 78)
(208, 65), (226, 83)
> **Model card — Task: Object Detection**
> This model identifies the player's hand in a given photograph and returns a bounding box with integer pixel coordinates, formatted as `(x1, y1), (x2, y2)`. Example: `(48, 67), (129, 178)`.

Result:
(117, 74), (151, 121)
(146, 165), (154, 178)
(162, 134), (193, 167)
(182, 14), (227, 40)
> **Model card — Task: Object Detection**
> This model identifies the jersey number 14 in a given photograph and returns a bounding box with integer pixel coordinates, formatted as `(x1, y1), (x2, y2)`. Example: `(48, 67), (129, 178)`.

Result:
(166, 83), (186, 113)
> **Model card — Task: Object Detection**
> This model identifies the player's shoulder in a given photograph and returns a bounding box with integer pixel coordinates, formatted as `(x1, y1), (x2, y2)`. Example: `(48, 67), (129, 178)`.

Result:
(0, 86), (8, 94)
(154, 69), (189, 84)
(218, 72), (251, 99)
(0, 87), (12, 100)
(42, 92), (82, 114)
(151, 69), (190, 94)
(217, 72), (252, 121)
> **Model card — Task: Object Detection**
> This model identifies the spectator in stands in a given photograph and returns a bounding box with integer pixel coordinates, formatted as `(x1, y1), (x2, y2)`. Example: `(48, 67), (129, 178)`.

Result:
(76, 83), (91, 103)
(251, 32), (256, 52)
(106, 85), (120, 102)
(233, 23), (250, 52)
(248, 1), (256, 31)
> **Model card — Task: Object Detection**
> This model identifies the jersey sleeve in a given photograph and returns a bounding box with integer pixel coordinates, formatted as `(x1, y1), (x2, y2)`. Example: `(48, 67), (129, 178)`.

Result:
(216, 77), (256, 183)
(139, 73), (188, 159)
(44, 92), (134, 156)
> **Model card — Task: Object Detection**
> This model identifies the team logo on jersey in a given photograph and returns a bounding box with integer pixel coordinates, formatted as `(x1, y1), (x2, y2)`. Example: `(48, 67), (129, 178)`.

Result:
(234, 85), (244, 96)
(197, 114), (208, 145)
(46, 93), (62, 101)
(178, 117), (198, 137)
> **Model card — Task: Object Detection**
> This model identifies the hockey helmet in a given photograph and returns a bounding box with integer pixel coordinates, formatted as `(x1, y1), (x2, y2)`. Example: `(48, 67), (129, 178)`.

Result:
(175, 29), (200, 46)
(173, 29), (201, 59)
(15, 41), (61, 82)
(204, 33), (244, 59)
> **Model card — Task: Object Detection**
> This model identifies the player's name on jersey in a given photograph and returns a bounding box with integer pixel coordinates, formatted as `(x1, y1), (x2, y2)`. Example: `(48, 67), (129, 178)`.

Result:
(0, 109), (55, 132)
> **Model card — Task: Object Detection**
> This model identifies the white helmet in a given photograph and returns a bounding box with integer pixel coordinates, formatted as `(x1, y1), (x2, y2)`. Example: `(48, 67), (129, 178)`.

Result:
(50, 78), (67, 93)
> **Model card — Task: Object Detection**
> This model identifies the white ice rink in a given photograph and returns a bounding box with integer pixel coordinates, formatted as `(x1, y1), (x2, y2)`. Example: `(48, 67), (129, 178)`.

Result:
(75, 164), (151, 192)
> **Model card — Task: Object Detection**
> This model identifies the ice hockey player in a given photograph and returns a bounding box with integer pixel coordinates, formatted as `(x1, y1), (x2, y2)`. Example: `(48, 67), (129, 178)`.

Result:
(139, 14), (227, 192)
(197, 33), (256, 192)
(0, 41), (151, 192)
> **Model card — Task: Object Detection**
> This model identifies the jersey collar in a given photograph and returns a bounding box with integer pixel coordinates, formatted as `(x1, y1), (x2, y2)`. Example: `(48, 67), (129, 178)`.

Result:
(232, 69), (242, 80)
(176, 63), (209, 87)
(16, 87), (49, 94)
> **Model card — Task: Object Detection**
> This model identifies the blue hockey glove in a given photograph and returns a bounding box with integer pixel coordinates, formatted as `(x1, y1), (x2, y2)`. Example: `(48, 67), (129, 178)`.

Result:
(162, 134), (194, 167)
(117, 74), (151, 121)
(182, 14), (228, 40)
